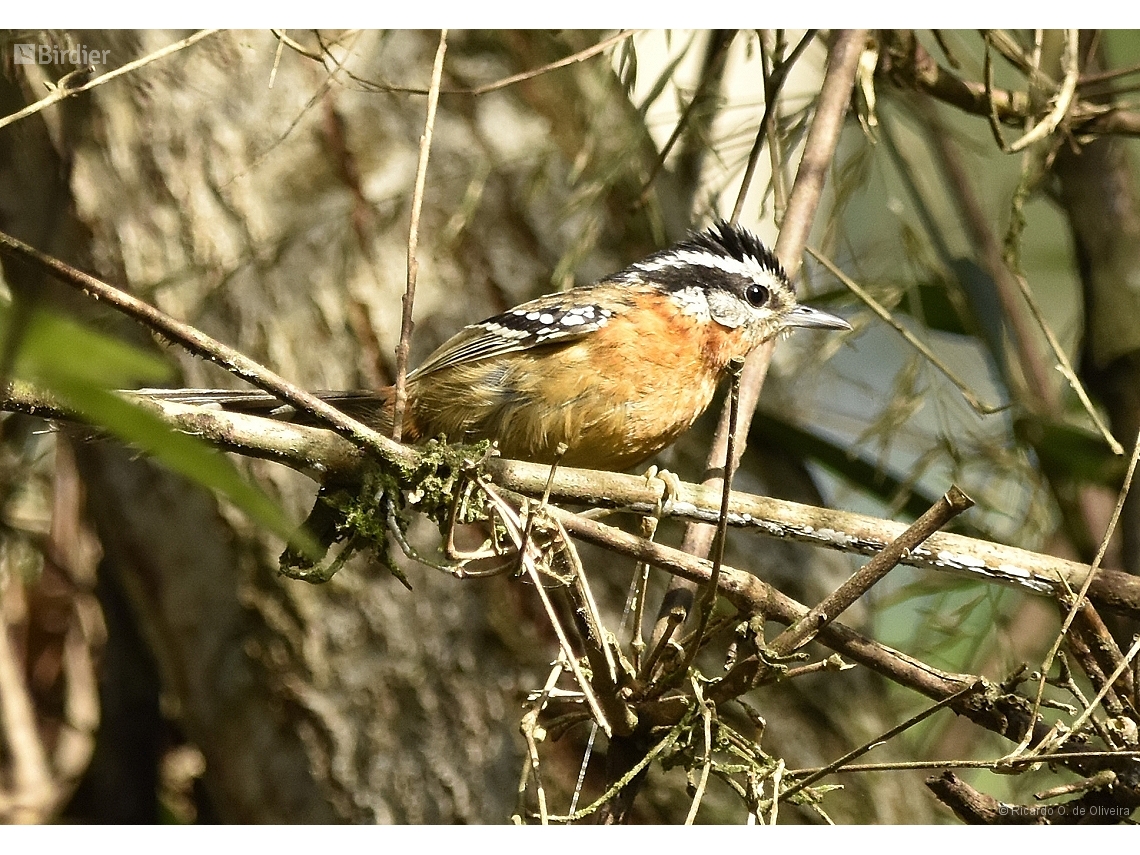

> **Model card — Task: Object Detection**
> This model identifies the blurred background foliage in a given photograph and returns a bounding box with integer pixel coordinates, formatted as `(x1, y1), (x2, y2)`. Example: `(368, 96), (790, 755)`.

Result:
(1, 29), (1138, 823)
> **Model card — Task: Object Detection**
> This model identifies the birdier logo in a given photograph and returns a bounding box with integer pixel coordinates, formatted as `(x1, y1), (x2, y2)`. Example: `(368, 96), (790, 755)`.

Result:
(14, 43), (110, 66)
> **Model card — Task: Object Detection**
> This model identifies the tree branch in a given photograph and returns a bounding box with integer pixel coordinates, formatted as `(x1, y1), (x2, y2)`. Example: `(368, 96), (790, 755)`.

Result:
(0, 229), (416, 471)
(7, 382), (1138, 619)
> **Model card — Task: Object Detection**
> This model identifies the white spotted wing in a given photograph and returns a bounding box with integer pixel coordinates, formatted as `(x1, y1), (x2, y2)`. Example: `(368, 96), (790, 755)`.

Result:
(408, 289), (620, 380)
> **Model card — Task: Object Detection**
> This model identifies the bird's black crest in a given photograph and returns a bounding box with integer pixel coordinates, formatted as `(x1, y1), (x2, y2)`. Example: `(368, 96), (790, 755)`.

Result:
(675, 220), (787, 281)
(618, 220), (790, 297)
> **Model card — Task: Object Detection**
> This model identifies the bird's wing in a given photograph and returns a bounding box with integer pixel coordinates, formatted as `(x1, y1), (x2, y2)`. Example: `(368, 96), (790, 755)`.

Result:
(409, 288), (627, 379)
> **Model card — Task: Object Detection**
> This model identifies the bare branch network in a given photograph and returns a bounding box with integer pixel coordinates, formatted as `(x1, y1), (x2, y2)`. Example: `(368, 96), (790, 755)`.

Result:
(3, 28), (1140, 824)
(3, 227), (1140, 821)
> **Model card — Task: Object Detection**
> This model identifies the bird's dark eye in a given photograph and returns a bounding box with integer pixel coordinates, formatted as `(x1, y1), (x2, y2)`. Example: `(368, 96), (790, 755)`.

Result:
(744, 283), (769, 308)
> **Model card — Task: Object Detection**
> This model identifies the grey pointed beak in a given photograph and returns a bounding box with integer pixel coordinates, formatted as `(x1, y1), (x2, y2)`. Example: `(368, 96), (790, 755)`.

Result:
(784, 303), (850, 331)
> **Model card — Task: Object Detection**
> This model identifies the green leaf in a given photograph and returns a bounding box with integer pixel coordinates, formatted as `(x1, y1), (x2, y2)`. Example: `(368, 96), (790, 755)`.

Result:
(57, 378), (314, 555)
(13, 307), (172, 387)
(3, 304), (317, 561)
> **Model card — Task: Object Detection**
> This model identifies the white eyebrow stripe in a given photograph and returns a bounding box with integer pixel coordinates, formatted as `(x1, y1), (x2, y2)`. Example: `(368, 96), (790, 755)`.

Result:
(634, 249), (780, 282)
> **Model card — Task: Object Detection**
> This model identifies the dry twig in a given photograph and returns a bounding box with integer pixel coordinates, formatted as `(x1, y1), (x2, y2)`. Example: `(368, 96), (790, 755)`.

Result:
(0, 30), (221, 132)
(392, 30), (448, 441)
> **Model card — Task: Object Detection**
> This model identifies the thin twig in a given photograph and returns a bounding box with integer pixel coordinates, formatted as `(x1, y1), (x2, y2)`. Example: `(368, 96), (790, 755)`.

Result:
(553, 517), (621, 702)
(768, 760), (784, 825)
(478, 480), (613, 738)
(544, 718), (689, 823)
(281, 29), (636, 98)
(1035, 769), (1118, 801)
(1006, 268), (1124, 455)
(808, 246), (1005, 415)
(633, 31), (737, 210)
(1078, 59), (1140, 87)
(778, 679), (983, 803)
(464, 30), (635, 96)
(0, 231), (415, 468)
(1013, 428), (1140, 759)
(730, 29), (818, 223)
(684, 677), (714, 825)
(271, 29), (324, 62)
(392, 29), (447, 442)
(769, 486), (974, 656)
(983, 30), (1057, 89)
(1047, 633), (1140, 755)
(788, 749), (1140, 777)
(759, 32), (791, 227)
(623, 545), (653, 671)
(983, 41), (1011, 152)
(516, 445), (566, 579)
(567, 722), (598, 819)
(1007, 30), (1081, 153)
(679, 358), (744, 678)
(638, 607), (684, 684)
(921, 97), (1058, 409)
(1050, 651), (1116, 746)
(268, 30), (286, 88)
(0, 576), (55, 822)
(516, 661), (562, 824)
(0, 30), (221, 132)
(661, 29), (867, 641)
(222, 30), (365, 191)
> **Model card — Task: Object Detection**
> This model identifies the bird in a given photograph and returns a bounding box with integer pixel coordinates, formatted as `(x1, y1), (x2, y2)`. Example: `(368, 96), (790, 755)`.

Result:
(145, 221), (849, 470)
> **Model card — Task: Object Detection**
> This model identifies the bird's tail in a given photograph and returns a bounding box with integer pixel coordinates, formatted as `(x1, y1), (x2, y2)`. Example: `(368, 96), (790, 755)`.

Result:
(131, 387), (398, 433)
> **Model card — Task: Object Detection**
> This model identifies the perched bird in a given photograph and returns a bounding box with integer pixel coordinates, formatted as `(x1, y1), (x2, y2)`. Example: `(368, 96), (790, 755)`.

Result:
(147, 222), (848, 469)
